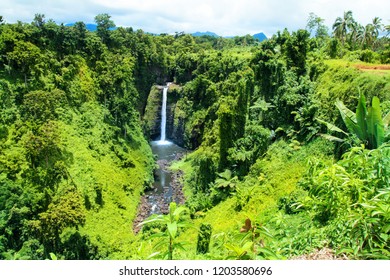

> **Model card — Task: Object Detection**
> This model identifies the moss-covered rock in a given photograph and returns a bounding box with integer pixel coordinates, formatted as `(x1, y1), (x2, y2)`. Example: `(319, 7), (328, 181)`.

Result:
(142, 85), (163, 140)
(167, 84), (187, 146)
(143, 83), (189, 146)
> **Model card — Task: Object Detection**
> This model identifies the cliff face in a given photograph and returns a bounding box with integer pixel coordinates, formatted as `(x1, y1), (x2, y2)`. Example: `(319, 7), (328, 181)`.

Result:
(143, 84), (198, 148)
(168, 101), (185, 147)
(143, 84), (182, 143)
(143, 85), (162, 140)
(166, 85), (185, 146)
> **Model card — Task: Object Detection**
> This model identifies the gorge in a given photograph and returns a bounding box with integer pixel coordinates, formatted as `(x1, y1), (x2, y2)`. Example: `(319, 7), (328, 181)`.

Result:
(0, 13), (389, 260)
(133, 83), (186, 231)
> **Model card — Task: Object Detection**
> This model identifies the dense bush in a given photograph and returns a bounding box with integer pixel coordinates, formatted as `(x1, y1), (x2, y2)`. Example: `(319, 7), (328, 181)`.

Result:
(0, 12), (389, 260)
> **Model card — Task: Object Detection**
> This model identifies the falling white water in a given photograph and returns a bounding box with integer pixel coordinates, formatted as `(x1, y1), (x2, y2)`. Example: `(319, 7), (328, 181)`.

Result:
(160, 86), (168, 141)
(158, 83), (171, 145)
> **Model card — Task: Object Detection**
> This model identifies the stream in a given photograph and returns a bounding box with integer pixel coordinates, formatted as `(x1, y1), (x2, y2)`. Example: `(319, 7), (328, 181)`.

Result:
(133, 84), (187, 233)
(132, 141), (186, 233)
(149, 140), (186, 213)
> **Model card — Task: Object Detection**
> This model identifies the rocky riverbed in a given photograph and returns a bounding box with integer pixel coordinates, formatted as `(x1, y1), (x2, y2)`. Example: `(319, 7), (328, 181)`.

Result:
(133, 153), (186, 234)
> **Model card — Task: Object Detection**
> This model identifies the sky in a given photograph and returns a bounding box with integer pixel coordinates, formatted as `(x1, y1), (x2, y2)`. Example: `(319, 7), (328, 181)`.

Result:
(1, 0), (389, 37)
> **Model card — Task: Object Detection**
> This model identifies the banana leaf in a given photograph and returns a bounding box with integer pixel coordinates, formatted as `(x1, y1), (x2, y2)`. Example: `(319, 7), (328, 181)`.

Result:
(367, 97), (384, 149)
(356, 93), (368, 141)
(383, 111), (390, 129)
(316, 118), (348, 135)
(318, 134), (344, 142)
(335, 99), (363, 141)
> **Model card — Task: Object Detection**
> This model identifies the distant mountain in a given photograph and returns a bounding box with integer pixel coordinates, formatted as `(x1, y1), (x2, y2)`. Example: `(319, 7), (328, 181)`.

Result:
(191, 31), (219, 37)
(85, 24), (98, 31)
(65, 23), (97, 31)
(63, 25), (267, 42)
(253, 32), (267, 42)
(191, 31), (268, 42)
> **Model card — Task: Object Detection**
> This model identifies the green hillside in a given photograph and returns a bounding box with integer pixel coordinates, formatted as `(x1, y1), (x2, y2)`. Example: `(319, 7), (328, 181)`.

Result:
(0, 12), (389, 260)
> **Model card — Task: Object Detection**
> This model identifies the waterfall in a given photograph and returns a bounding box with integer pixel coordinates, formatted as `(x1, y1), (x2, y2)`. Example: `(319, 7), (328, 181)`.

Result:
(158, 83), (171, 145)
(160, 86), (168, 141)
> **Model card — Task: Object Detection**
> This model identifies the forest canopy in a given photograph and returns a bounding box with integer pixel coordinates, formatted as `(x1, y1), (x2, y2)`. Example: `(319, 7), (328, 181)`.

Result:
(0, 12), (389, 260)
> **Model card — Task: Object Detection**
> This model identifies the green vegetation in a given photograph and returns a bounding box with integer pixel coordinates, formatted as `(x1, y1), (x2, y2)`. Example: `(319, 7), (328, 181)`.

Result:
(318, 93), (390, 149)
(0, 11), (389, 260)
(0, 14), (155, 259)
(140, 202), (191, 260)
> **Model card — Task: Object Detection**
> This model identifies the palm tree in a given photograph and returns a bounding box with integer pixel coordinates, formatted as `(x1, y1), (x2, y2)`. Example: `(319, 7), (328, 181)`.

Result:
(348, 21), (361, 49)
(356, 17), (383, 49)
(358, 24), (374, 49)
(371, 17), (382, 38)
(333, 11), (354, 46)
(371, 17), (383, 49)
(385, 24), (390, 37)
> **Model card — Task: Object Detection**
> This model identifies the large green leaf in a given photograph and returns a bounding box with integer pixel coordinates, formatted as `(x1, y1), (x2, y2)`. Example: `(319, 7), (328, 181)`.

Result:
(355, 93), (368, 141)
(335, 100), (362, 139)
(316, 118), (348, 135)
(374, 123), (385, 148)
(173, 206), (188, 221)
(167, 221), (178, 238)
(383, 112), (390, 142)
(138, 214), (165, 226)
(382, 111), (390, 130)
(318, 133), (345, 142)
(168, 202), (177, 221)
(367, 97), (384, 149)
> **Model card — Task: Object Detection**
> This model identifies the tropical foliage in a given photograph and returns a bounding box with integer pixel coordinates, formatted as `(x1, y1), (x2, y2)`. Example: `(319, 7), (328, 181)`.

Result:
(0, 10), (389, 260)
(318, 93), (390, 149)
(139, 202), (190, 260)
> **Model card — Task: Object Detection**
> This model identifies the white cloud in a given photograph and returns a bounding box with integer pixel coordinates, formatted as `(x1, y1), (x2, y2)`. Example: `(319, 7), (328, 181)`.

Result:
(1, 0), (389, 37)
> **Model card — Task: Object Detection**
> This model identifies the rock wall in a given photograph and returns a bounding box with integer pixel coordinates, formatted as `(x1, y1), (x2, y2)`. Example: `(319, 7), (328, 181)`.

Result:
(142, 85), (162, 140)
(143, 83), (189, 147)
(166, 85), (186, 146)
